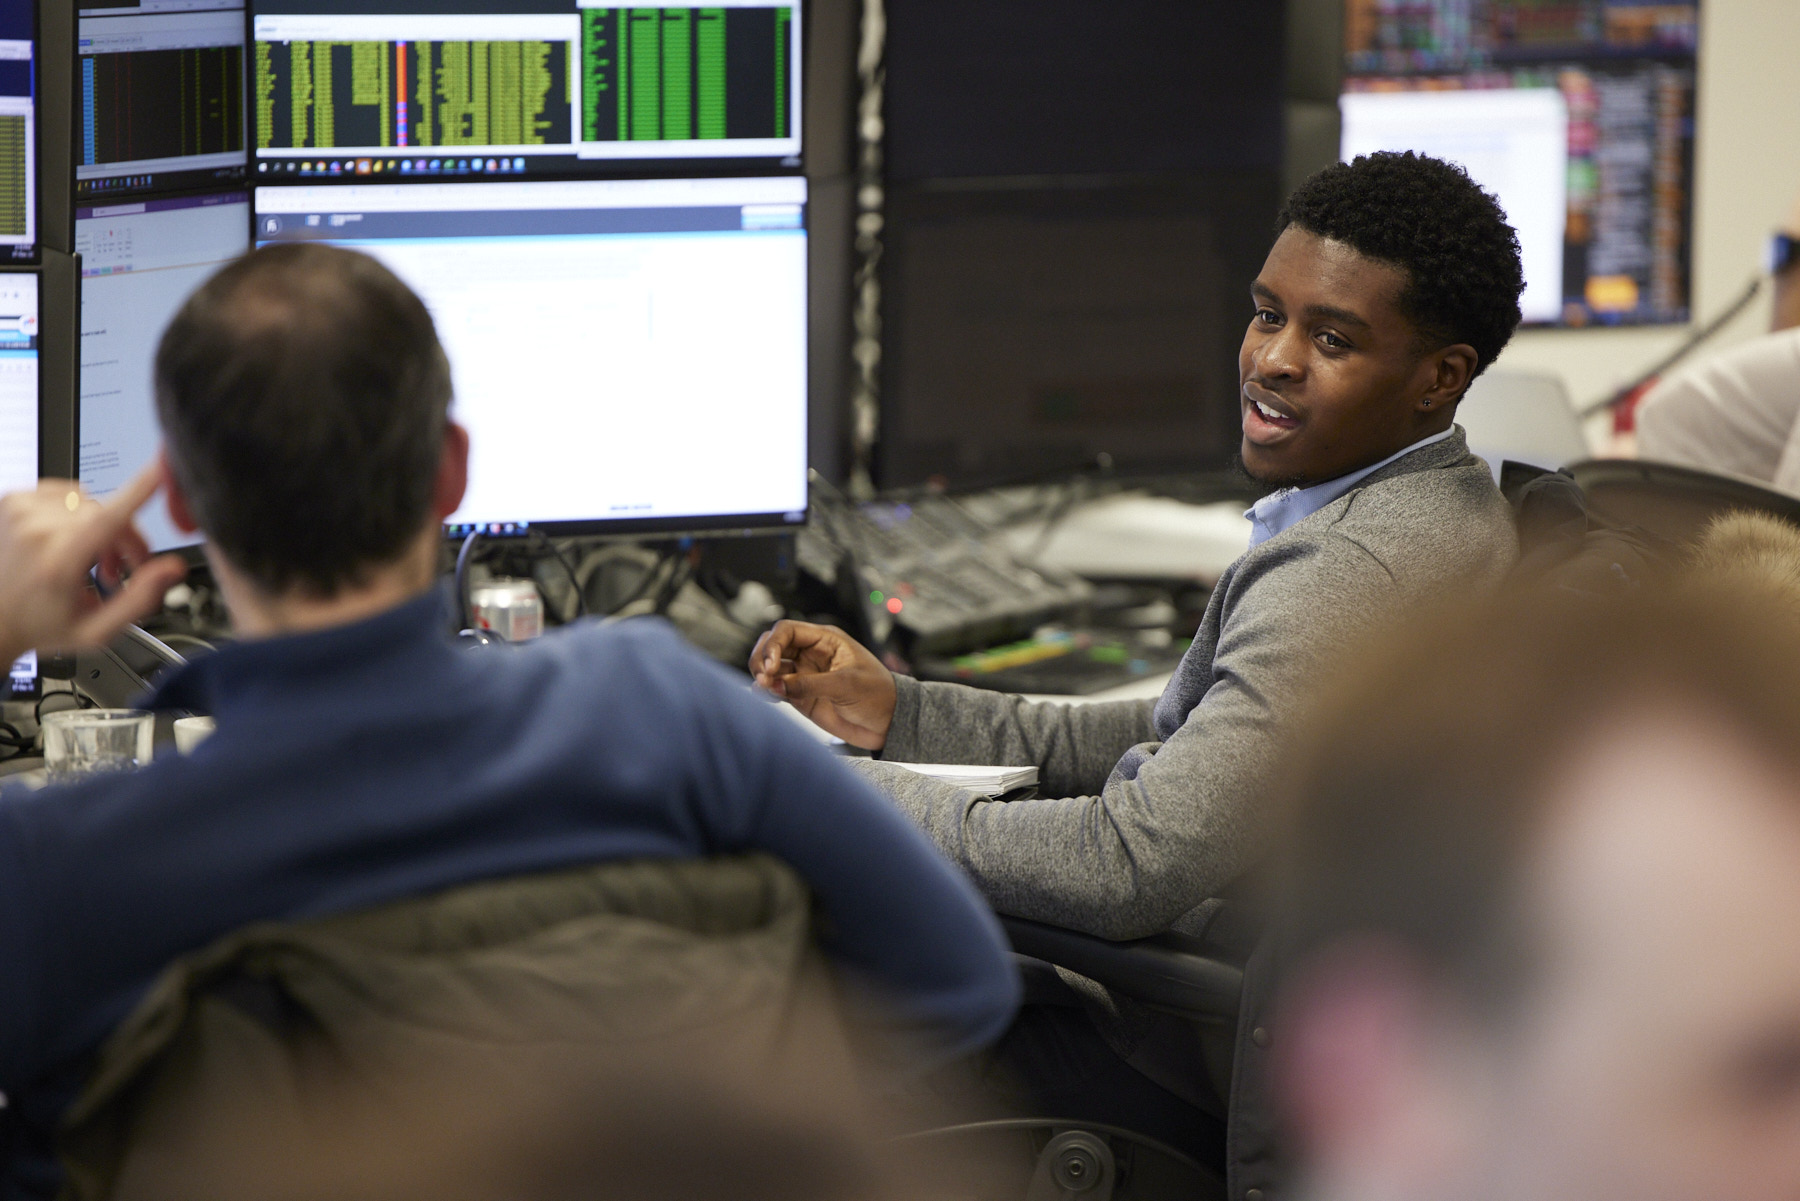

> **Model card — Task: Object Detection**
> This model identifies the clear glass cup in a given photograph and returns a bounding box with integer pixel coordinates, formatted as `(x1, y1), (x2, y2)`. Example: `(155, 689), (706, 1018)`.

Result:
(41, 709), (155, 783)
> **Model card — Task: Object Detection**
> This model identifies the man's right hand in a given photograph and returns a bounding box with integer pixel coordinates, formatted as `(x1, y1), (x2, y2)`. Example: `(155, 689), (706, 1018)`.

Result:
(749, 620), (897, 751)
(0, 467), (188, 668)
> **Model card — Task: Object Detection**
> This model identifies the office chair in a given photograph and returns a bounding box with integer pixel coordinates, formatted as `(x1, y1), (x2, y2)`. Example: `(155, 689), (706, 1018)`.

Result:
(57, 855), (859, 1201)
(899, 915), (1265, 1201)
(1564, 458), (1800, 544)
(1457, 370), (1593, 479)
(72, 625), (189, 706)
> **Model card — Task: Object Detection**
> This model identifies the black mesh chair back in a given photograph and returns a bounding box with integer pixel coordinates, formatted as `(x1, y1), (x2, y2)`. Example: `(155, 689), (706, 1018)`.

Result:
(1565, 459), (1800, 543)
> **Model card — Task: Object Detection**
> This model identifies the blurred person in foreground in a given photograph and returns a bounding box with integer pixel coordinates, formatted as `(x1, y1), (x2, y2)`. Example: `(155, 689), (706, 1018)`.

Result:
(1637, 189), (1800, 490)
(1270, 582), (1800, 1201)
(0, 244), (1018, 1200)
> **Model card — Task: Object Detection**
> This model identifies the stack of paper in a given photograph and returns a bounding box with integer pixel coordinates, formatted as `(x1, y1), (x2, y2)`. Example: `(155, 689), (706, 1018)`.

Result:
(889, 763), (1039, 797)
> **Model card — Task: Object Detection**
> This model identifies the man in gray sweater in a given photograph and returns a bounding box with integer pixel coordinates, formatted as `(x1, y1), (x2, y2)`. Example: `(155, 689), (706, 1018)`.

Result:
(753, 152), (1525, 1154)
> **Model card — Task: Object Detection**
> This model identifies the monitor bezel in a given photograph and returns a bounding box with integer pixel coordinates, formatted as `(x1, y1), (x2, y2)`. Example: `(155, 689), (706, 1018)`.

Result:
(445, 510), (808, 542)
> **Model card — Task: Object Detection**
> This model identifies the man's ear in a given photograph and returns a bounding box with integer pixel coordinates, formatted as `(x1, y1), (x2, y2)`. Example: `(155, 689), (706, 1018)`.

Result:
(1420, 344), (1480, 412)
(158, 447), (200, 534)
(434, 421), (470, 520)
(1272, 939), (1478, 1197)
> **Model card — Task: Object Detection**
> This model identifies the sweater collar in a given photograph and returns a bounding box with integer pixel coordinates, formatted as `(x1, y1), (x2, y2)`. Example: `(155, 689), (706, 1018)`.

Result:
(147, 585), (456, 715)
(1245, 426), (1467, 548)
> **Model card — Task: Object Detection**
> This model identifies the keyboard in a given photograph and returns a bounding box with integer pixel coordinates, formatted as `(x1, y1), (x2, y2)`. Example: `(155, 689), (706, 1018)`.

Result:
(915, 630), (1189, 696)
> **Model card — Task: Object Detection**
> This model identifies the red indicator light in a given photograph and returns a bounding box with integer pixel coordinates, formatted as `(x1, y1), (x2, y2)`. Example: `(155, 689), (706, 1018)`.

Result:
(886, 597), (904, 614)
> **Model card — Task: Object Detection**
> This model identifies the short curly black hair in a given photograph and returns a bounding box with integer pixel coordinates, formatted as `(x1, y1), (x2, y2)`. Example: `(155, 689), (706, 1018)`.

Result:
(1278, 151), (1525, 385)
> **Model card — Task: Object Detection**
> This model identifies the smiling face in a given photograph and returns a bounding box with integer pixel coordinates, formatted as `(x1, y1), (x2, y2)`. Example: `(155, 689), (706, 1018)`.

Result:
(1239, 227), (1479, 488)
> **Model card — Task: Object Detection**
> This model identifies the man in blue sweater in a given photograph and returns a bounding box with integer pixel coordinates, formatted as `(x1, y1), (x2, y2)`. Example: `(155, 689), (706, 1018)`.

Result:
(0, 244), (1020, 1199)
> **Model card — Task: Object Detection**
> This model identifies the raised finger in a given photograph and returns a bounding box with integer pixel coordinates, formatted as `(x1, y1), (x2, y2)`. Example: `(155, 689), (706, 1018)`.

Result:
(72, 465), (163, 563)
(98, 525), (153, 587)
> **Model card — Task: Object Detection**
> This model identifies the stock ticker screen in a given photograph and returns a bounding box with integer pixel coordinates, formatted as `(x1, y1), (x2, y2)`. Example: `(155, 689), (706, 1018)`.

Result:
(1341, 0), (1698, 327)
(78, 0), (249, 200)
(249, 0), (802, 181)
(0, 0), (33, 259)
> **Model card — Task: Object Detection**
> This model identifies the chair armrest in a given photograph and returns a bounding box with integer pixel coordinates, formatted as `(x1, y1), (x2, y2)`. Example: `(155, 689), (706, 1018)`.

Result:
(1000, 915), (1244, 1020)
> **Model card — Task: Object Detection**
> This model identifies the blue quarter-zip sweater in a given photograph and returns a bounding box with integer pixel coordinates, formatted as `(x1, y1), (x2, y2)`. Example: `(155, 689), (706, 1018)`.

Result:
(0, 589), (1019, 1198)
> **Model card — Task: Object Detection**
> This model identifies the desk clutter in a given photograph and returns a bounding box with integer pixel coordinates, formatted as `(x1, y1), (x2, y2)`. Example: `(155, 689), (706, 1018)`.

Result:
(795, 475), (1238, 694)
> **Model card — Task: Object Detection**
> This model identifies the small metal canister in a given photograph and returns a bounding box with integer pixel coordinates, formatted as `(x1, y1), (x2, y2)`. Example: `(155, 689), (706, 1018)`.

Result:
(470, 577), (545, 642)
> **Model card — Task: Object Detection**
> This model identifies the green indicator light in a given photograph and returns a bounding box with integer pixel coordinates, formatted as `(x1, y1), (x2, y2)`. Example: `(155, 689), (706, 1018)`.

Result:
(870, 591), (884, 604)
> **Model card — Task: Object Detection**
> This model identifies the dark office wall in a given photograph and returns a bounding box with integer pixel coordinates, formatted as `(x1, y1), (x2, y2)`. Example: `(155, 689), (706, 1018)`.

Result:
(872, 0), (1287, 490)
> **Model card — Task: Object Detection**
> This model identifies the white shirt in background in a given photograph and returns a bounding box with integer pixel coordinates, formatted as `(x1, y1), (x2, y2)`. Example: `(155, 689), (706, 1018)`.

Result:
(1637, 328), (1800, 495)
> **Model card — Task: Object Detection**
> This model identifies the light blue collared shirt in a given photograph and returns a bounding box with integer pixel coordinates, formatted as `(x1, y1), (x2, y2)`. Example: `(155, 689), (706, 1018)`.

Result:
(1245, 428), (1456, 549)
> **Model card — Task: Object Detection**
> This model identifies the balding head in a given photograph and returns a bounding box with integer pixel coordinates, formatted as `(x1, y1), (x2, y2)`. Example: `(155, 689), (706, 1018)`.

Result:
(155, 243), (453, 596)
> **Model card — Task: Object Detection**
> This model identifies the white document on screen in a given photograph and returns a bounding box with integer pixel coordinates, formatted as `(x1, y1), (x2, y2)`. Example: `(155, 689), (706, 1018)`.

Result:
(374, 231), (807, 528)
(1340, 87), (1570, 325)
(253, 178), (810, 532)
(0, 276), (37, 496)
(77, 195), (251, 552)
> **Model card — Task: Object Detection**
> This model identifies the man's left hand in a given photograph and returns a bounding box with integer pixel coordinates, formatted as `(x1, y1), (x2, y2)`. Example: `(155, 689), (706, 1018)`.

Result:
(0, 466), (188, 667)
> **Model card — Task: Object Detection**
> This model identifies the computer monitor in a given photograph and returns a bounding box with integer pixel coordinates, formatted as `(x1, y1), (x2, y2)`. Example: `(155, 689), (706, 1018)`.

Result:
(7, 650), (33, 698)
(0, 271), (37, 495)
(254, 176), (808, 536)
(871, 0), (1284, 491)
(76, 0), (249, 200)
(76, 191), (251, 552)
(1341, 0), (1698, 327)
(0, 0), (34, 263)
(0, 268), (36, 696)
(249, 0), (803, 182)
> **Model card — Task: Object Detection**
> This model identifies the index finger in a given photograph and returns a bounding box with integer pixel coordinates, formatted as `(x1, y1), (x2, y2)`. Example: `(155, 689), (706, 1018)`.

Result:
(756, 620), (844, 672)
(749, 627), (782, 677)
(72, 463), (164, 562)
(752, 622), (804, 675)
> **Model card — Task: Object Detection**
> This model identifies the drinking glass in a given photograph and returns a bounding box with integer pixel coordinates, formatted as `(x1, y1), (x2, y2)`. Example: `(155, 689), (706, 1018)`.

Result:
(41, 709), (155, 783)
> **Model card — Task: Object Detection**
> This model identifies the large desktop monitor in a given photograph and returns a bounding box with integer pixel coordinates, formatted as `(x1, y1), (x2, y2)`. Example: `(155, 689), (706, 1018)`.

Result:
(254, 176), (808, 535)
(76, 0), (249, 200)
(871, 0), (1284, 491)
(0, 270), (38, 696)
(0, 0), (34, 262)
(1341, 0), (1698, 328)
(249, 0), (802, 182)
(0, 270), (36, 495)
(76, 191), (251, 552)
